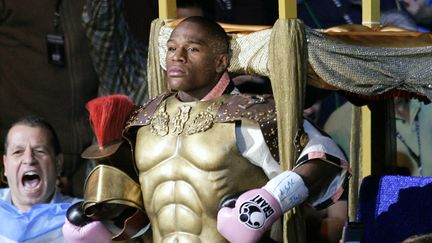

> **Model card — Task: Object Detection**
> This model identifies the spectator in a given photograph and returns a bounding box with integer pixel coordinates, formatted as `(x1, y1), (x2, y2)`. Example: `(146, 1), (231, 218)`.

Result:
(0, 115), (80, 242)
(324, 98), (432, 176)
(177, 0), (215, 19)
(381, 8), (418, 31)
(297, 0), (398, 28)
(0, 0), (99, 197)
(394, 97), (432, 176)
(399, 0), (432, 30)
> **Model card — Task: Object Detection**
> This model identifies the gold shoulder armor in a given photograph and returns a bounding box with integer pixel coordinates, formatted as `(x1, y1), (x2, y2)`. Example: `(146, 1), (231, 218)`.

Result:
(216, 94), (279, 162)
(124, 93), (173, 132)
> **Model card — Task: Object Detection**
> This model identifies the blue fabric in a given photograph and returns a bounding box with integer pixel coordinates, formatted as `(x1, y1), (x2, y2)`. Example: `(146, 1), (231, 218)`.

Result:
(0, 200), (71, 242)
(357, 175), (432, 243)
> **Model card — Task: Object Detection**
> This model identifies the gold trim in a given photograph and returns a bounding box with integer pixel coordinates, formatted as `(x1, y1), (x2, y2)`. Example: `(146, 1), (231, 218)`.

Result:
(150, 99), (222, 136)
(83, 164), (144, 215)
(187, 101), (221, 135)
(151, 100), (169, 136)
(172, 105), (191, 135)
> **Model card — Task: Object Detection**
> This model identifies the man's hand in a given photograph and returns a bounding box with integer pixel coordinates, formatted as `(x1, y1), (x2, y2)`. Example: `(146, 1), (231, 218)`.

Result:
(217, 188), (282, 243)
(62, 219), (112, 243)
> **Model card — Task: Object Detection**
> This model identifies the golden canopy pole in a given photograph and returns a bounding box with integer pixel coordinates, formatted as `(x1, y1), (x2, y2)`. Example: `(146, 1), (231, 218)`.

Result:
(278, 0), (297, 19)
(158, 0), (176, 20)
(360, 0), (380, 181)
(347, 0), (380, 222)
(274, 1), (307, 243)
(362, 0), (381, 27)
(358, 0), (375, 205)
(147, 0), (176, 98)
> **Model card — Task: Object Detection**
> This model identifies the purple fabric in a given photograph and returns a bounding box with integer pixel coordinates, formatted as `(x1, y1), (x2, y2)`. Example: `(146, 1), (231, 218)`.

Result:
(358, 175), (432, 243)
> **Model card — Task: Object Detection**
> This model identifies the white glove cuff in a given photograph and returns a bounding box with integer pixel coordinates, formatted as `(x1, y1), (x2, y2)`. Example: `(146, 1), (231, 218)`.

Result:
(262, 171), (309, 212)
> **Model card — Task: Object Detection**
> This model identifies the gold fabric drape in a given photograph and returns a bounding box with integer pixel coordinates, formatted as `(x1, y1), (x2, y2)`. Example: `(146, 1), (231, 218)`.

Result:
(147, 19), (169, 98)
(157, 25), (272, 77)
(269, 18), (308, 243)
(348, 106), (362, 221)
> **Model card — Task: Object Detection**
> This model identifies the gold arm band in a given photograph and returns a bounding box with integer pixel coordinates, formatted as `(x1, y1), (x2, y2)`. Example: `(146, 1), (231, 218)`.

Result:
(83, 165), (149, 241)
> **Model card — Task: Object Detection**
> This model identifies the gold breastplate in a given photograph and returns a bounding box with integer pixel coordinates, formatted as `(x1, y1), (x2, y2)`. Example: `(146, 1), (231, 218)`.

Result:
(134, 95), (268, 243)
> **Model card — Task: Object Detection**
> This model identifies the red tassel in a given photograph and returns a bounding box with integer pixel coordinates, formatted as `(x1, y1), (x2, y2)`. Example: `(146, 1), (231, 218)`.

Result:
(86, 95), (134, 148)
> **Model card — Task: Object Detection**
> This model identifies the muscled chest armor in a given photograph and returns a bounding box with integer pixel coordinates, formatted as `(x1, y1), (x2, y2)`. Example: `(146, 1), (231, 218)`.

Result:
(134, 95), (268, 243)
